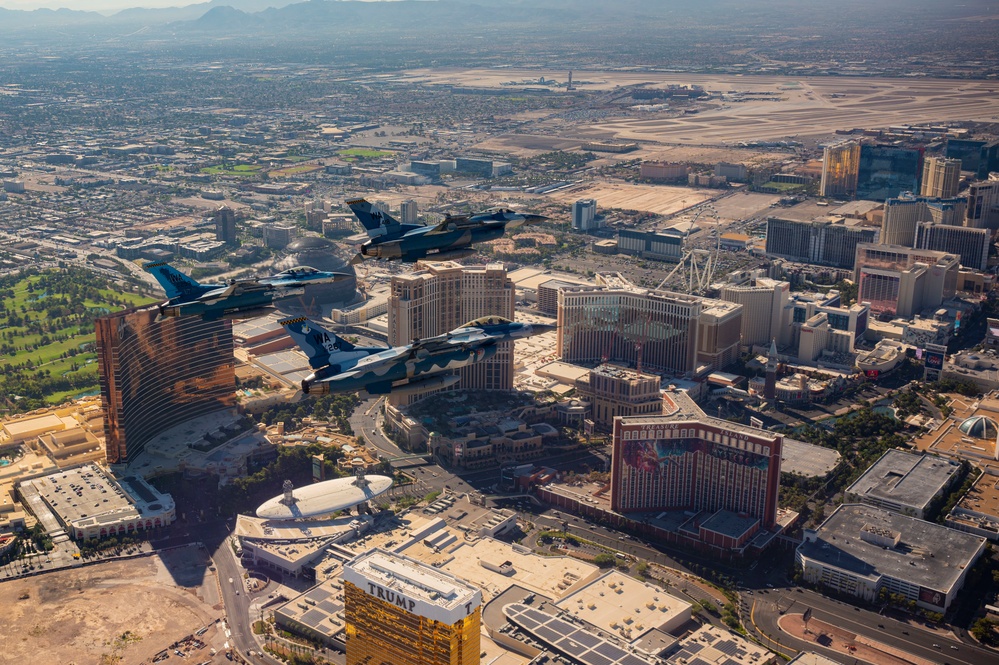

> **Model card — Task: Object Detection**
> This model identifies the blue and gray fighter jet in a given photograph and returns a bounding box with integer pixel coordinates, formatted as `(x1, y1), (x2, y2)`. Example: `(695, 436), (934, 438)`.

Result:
(144, 262), (350, 321)
(280, 315), (557, 396)
(346, 197), (547, 264)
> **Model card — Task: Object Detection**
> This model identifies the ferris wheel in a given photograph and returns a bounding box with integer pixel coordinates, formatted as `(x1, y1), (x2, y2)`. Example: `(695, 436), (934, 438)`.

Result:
(656, 204), (721, 295)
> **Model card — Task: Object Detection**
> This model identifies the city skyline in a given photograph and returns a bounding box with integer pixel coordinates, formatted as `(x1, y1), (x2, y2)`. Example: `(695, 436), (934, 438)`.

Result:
(0, 0), (998, 663)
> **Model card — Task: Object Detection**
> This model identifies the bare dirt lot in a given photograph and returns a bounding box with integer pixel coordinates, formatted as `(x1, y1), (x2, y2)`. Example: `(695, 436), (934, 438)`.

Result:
(0, 547), (223, 665)
(547, 181), (714, 215)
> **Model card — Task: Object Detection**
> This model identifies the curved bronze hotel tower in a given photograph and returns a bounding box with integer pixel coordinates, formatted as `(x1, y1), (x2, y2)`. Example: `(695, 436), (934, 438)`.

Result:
(96, 306), (236, 464)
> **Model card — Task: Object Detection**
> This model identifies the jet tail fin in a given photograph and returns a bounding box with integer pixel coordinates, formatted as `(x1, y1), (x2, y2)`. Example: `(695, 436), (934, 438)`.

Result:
(279, 316), (356, 370)
(144, 262), (205, 300)
(346, 197), (401, 239)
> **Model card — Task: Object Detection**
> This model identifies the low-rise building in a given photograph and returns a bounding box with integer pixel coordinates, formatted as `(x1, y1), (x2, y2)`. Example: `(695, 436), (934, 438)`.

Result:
(844, 449), (961, 519)
(274, 577), (347, 649)
(664, 625), (774, 665)
(796, 504), (986, 612)
(555, 569), (692, 639)
(946, 473), (999, 541)
(19, 464), (175, 541)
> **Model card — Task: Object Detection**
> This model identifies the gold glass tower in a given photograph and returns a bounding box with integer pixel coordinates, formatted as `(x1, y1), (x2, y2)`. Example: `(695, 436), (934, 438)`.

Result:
(344, 549), (482, 665)
(820, 139), (861, 198)
(96, 306), (235, 464)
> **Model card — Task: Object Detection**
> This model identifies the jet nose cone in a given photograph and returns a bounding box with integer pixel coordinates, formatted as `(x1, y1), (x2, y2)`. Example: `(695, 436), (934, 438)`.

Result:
(524, 214), (548, 225)
(330, 272), (352, 282)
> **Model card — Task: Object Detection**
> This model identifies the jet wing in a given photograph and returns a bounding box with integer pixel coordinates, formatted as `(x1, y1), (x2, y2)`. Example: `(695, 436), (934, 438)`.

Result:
(424, 220), (455, 235)
(231, 280), (269, 293)
(200, 284), (238, 303)
(349, 345), (412, 370)
(411, 330), (491, 352)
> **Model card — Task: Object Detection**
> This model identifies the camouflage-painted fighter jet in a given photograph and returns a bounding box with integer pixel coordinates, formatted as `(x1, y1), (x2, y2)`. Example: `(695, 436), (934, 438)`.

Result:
(144, 262), (350, 321)
(346, 197), (547, 264)
(280, 315), (556, 396)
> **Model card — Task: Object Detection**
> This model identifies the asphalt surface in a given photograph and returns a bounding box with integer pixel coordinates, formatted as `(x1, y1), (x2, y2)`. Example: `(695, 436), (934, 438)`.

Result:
(749, 584), (999, 665)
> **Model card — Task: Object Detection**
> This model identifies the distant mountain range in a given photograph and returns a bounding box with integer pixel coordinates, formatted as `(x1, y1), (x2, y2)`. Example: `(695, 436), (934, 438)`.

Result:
(0, 0), (997, 31)
(0, 0), (994, 47)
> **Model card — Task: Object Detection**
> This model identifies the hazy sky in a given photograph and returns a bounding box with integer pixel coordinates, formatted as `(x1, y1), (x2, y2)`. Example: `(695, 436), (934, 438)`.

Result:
(2, 0), (207, 10)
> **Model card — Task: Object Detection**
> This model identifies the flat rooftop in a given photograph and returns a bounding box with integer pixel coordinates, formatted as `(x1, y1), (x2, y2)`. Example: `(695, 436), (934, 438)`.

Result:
(787, 652), (846, 665)
(947, 473), (999, 538)
(617, 414), (782, 446)
(25, 464), (138, 526)
(845, 449), (960, 512)
(914, 393), (999, 464)
(385, 517), (599, 603)
(554, 570), (691, 643)
(3, 413), (68, 439)
(590, 363), (659, 382)
(798, 504), (986, 592)
(344, 548), (481, 613)
(504, 603), (654, 665)
(232, 311), (286, 344)
(781, 438), (841, 478)
(699, 510), (759, 540)
(253, 349), (312, 385)
(665, 625), (772, 665)
(275, 578), (346, 641)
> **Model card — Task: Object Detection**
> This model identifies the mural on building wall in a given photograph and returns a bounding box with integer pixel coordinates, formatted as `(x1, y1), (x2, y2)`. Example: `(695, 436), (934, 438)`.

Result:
(621, 436), (769, 475)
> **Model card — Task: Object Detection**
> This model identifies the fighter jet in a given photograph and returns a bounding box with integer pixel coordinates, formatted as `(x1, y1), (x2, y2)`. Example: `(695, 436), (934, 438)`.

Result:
(144, 262), (350, 321)
(346, 197), (547, 264)
(280, 315), (557, 396)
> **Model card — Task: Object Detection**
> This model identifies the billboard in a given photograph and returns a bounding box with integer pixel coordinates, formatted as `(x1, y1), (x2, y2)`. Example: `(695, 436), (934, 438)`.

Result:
(919, 587), (944, 608)
(925, 351), (944, 370)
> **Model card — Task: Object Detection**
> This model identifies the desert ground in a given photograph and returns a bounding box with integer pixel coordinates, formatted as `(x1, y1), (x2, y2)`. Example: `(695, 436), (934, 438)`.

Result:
(547, 181), (715, 216)
(0, 547), (223, 665)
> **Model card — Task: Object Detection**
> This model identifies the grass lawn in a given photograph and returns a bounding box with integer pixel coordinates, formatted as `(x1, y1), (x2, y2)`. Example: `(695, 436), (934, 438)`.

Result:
(761, 181), (806, 192)
(340, 148), (392, 159)
(44, 364), (100, 404)
(0, 332), (88, 368)
(268, 164), (323, 177)
(0, 269), (157, 404)
(200, 163), (263, 176)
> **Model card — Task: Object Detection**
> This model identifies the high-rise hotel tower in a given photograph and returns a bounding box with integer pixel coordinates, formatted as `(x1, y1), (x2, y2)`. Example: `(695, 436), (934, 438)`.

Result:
(96, 306), (235, 464)
(343, 549), (482, 665)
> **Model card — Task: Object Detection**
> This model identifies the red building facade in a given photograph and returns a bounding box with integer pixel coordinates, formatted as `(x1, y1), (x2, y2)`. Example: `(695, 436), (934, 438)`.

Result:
(610, 417), (781, 530)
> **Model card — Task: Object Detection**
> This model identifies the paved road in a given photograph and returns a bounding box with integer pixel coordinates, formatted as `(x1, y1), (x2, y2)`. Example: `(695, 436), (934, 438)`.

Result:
(212, 535), (283, 665)
(750, 585), (999, 665)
